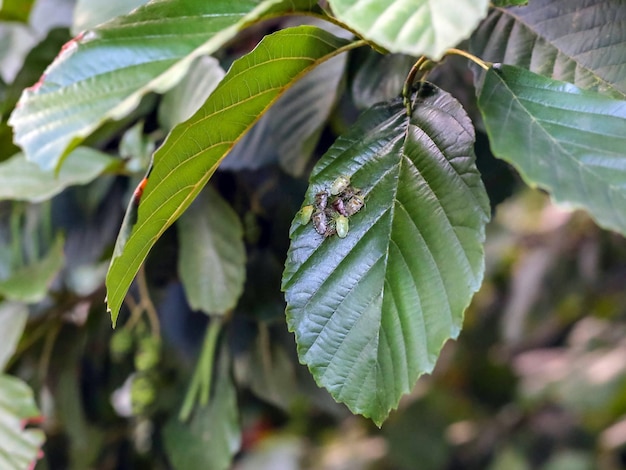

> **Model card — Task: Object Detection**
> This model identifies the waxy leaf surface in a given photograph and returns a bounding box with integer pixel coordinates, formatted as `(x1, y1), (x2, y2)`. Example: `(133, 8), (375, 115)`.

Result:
(283, 84), (490, 425)
(106, 26), (351, 324)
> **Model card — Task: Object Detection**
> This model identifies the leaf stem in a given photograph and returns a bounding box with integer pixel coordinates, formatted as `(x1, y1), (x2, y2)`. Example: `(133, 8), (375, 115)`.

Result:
(444, 48), (490, 70)
(402, 56), (430, 116)
(136, 265), (160, 338)
(178, 317), (223, 421)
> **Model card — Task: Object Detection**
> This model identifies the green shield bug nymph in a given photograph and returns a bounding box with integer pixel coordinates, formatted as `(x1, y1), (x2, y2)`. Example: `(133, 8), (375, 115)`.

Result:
(330, 175), (350, 196)
(298, 205), (314, 225)
(335, 215), (349, 238)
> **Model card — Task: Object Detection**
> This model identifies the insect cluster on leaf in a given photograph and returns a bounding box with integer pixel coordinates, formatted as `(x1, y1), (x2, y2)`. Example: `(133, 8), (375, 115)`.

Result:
(298, 175), (365, 238)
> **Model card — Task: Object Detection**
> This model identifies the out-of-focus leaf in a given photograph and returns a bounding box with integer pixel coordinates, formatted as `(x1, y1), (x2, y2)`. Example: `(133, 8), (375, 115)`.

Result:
(1, 28), (69, 117)
(106, 26), (352, 325)
(282, 84), (489, 425)
(56, 364), (104, 469)
(0, 375), (45, 470)
(352, 51), (415, 109)
(542, 451), (594, 470)
(492, 0), (527, 5)
(158, 56), (225, 131)
(477, 64), (626, 235)
(0, 0), (35, 22)
(234, 327), (299, 411)
(488, 446), (530, 470)
(222, 53), (346, 176)
(72, 0), (148, 33)
(235, 436), (304, 470)
(9, 0), (319, 171)
(470, 0), (626, 99)
(119, 121), (154, 172)
(0, 234), (64, 303)
(0, 302), (27, 370)
(0, 148), (114, 203)
(163, 353), (240, 470)
(178, 187), (245, 315)
(327, 0), (489, 59)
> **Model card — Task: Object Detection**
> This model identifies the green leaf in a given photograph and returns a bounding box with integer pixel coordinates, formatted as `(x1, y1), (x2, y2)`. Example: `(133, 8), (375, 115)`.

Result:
(222, 53), (346, 176)
(178, 187), (246, 315)
(0, 147), (114, 202)
(282, 84), (490, 425)
(2, 28), (70, 117)
(0, 302), (45, 468)
(158, 56), (225, 131)
(106, 26), (352, 325)
(477, 64), (626, 234)
(0, 234), (65, 303)
(470, 0), (626, 99)
(0, 375), (45, 470)
(9, 0), (318, 170)
(0, 301), (28, 370)
(0, 0), (35, 22)
(72, 0), (148, 33)
(327, 0), (489, 59)
(163, 352), (240, 470)
(351, 51), (415, 109)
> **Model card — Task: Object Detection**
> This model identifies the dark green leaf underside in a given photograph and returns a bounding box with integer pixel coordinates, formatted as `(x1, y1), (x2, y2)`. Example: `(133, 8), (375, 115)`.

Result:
(471, 0), (626, 99)
(478, 64), (626, 234)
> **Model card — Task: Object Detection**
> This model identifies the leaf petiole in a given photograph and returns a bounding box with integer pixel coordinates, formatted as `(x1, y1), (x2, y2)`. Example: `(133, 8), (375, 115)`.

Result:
(178, 317), (223, 421)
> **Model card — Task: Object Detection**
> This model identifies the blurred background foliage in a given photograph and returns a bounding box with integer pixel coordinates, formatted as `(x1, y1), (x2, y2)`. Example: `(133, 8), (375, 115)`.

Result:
(2, 1), (626, 469)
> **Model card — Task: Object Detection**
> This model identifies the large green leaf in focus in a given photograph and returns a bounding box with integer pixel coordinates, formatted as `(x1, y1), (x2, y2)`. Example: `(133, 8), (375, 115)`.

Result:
(477, 64), (626, 235)
(327, 0), (489, 59)
(9, 0), (318, 170)
(0, 302), (45, 470)
(282, 84), (490, 425)
(158, 56), (225, 131)
(106, 26), (352, 325)
(0, 148), (114, 202)
(222, 53), (346, 176)
(163, 352), (240, 470)
(470, 0), (626, 99)
(178, 187), (245, 315)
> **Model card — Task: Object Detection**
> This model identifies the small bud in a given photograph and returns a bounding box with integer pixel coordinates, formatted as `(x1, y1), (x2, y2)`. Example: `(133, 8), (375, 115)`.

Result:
(110, 329), (133, 360)
(134, 337), (160, 372)
(131, 375), (156, 414)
